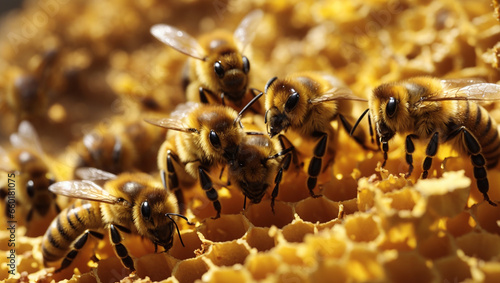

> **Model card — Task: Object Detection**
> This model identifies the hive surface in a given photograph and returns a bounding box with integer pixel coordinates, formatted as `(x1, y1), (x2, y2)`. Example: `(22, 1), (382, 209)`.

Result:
(1, 0), (500, 282)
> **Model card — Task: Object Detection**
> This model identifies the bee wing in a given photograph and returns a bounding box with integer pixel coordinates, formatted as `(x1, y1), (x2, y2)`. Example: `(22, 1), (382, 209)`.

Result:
(49, 180), (120, 204)
(440, 78), (487, 89)
(170, 101), (200, 120)
(144, 117), (195, 133)
(429, 81), (500, 102)
(233, 9), (264, 52)
(150, 24), (206, 60)
(75, 167), (117, 181)
(10, 121), (44, 154)
(309, 88), (368, 104)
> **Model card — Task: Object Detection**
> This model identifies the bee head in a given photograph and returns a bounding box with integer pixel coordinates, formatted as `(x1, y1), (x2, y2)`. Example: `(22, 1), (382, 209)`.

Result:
(371, 82), (413, 140)
(206, 42), (249, 103)
(264, 77), (309, 137)
(134, 188), (178, 250)
(198, 106), (244, 162)
(229, 136), (272, 203)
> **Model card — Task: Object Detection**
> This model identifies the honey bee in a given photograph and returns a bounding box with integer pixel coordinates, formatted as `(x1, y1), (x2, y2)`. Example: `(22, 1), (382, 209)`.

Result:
(150, 10), (263, 109)
(227, 134), (294, 212)
(355, 77), (500, 206)
(146, 100), (262, 219)
(264, 72), (368, 197)
(0, 121), (60, 235)
(42, 168), (191, 273)
(4, 49), (59, 121)
(68, 118), (166, 175)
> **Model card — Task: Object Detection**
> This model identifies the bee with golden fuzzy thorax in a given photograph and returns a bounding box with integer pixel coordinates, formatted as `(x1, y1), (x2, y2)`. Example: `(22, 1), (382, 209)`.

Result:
(0, 121), (60, 236)
(42, 168), (191, 273)
(264, 72), (369, 197)
(226, 133), (294, 212)
(67, 118), (166, 176)
(352, 77), (500, 206)
(146, 97), (261, 219)
(150, 10), (263, 110)
(3, 50), (60, 123)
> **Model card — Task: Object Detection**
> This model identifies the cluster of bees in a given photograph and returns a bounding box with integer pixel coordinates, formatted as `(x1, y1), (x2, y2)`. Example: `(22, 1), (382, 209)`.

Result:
(1, 8), (500, 278)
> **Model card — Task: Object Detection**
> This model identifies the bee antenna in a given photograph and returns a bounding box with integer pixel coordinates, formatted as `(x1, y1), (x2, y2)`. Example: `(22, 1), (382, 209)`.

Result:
(166, 213), (194, 247)
(350, 108), (369, 136)
(233, 91), (264, 127)
(265, 77), (278, 94)
(367, 112), (375, 144)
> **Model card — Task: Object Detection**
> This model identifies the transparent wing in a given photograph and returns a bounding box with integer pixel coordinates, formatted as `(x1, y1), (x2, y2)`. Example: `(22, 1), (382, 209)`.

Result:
(170, 102), (200, 120)
(49, 180), (120, 204)
(150, 24), (206, 60)
(233, 9), (264, 52)
(427, 80), (500, 101)
(144, 117), (194, 133)
(75, 167), (117, 181)
(440, 78), (486, 90)
(309, 88), (368, 104)
(10, 121), (44, 154)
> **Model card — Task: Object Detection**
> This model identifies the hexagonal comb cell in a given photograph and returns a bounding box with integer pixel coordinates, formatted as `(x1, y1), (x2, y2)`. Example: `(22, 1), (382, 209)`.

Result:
(295, 196), (340, 223)
(245, 253), (280, 280)
(383, 251), (434, 283)
(205, 241), (250, 267)
(344, 213), (380, 243)
(173, 257), (210, 283)
(198, 214), (249, 242)
(245, 226), (276, 251)
(281, 220), (315, 243)
(244, 200), (294, 228)
(169, 230), (203, 260)
(135, 253), (178, 281)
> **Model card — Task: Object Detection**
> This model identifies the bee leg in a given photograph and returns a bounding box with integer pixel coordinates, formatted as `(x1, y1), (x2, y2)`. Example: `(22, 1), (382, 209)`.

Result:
(421, 132), (439, 179)
(278, 134), (299, 169)
(198, 87), (210, 104)
(381, 140), (389, 167)
(405, 135), (417, 177)
(55, 230), (104, 273)
(459, 128), (497, 206)
(199, 87), (222, 105)
(339, 113), (373, 151)
(307, 133), (327, 198)
(26, 208), (34, 222)
(109, 224), (135, 271)
(271, 165), (285, 214)
(368, 113), (375, 145)
(164, 150), (185, 214)
(198, 167), (221, 219)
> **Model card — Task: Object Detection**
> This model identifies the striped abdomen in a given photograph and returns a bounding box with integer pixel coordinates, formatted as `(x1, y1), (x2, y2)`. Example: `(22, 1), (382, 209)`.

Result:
(458, 101), (500, 168)
(42, 199), (103, 263)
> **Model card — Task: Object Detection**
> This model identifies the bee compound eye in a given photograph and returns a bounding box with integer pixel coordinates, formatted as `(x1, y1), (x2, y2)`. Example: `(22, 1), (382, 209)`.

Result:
(242, 56), (250, 74)
(386, 97), (398, 118)
(209, 130), (222, 149)
(285, 91), (300, 112)
(141, 201), (151, 221)
(27, 180), (35, 198)
(214, 61), (225, 78)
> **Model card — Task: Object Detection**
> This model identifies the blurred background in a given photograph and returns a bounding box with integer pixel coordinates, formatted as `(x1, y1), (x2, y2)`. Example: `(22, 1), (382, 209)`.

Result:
(0, 1), (23, 16)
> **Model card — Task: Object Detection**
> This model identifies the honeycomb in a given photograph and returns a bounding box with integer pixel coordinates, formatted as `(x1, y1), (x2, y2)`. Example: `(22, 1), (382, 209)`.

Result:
(1, 0), (500, 282)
